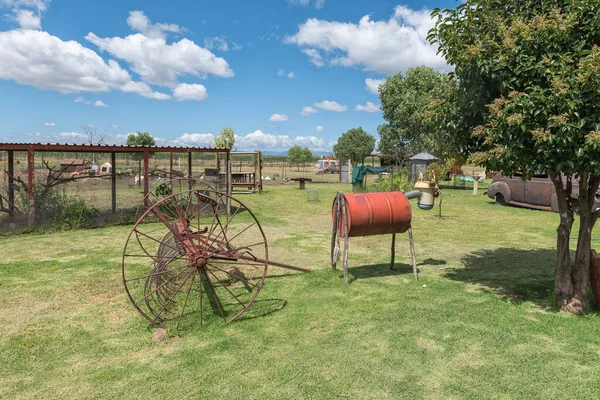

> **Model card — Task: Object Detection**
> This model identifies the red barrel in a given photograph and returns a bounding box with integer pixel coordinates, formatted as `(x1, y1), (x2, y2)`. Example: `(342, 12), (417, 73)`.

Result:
(332, 192), (412, 237)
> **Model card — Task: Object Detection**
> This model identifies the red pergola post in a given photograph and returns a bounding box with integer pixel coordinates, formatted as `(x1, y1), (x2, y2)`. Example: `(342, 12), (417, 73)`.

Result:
(169, 152), (174, 178)
(27, 147), (35, 226)
(143, 150), (149, 207)
(7, 150), (14, 216)
(111, 152), (117, 214)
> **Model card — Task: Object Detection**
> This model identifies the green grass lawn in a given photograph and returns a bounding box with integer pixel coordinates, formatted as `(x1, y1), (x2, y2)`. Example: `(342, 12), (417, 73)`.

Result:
(1, 184), (600, 399)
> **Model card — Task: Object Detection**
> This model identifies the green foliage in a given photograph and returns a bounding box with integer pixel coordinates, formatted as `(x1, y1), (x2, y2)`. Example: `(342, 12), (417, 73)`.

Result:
(378, 67), (462, 161)
(333, 127), (376, 166)
(370, 168), (413, 192)
(52, 198), (99, 230)
(215, 126), (236, 149)
(430, 0), (600, 179)
(430, 0), (600, 309)
(126, 132), (156, 161)
(426, 159), (455, 182)
(287, 145), (312, 167)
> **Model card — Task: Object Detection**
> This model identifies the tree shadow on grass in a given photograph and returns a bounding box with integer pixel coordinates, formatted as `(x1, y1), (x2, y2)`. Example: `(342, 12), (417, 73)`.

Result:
(346, 258), (446, 284)
(447, 248), (556, 309)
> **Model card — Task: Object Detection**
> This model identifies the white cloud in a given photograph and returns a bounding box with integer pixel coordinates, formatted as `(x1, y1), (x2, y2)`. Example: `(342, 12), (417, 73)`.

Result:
(315, 125), (324, 132)
(301, 48), (324, 67)
(204, 36), (229, 51)
(285, 5), (447, 74)
(44, 121), (55, 126)
(172, 129), (334, 152)
(268, 113), (289, 122)
(2, 0), (49, 29)
(15, 9), (40, 29)
(86, 14), (234, 88)
(0, 29), (131, 93)
(177, 132), (216, 147)
(121, 81), (171, 100)
(293, 135), (333, 151)
(94, 100), (108, 107)
(58, 131), (87, 140)
(173, 83), (207, 101)
(313, 100), (347, 112)
(365, 78), (385, 95)
(355, 101), (380, 113)
(288, 0), (325, 9)
(277, 69), (295, 78)
(126, 10), (182, 39)
(300, 106), (318, 116)
(74, 96), (91, 104)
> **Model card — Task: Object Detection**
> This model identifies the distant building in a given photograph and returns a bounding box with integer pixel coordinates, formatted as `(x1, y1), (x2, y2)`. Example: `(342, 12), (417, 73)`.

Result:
(410, 152), (438, 179)
(99, 162), (112, 174)
(59, 160), (91, 173)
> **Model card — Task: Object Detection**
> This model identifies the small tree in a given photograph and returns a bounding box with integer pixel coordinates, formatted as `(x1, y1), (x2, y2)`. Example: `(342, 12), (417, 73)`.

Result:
(288, 145), (312, 171)
(215, 126), (235, 149)
(127, 132), (155, 187)
(333, 127), (376, 166)
(301, 147), (313, 168)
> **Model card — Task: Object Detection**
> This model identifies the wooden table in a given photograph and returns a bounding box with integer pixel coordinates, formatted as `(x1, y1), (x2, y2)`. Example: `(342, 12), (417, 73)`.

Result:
(291, 178), (312, 189)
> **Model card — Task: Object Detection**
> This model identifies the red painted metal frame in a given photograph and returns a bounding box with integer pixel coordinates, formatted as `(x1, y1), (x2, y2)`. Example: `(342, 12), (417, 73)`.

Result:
(0, 142), (230, 226)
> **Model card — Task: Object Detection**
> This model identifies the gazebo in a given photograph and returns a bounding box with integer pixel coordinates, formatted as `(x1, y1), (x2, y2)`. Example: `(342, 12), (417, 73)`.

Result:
(410, 151), (438, 179)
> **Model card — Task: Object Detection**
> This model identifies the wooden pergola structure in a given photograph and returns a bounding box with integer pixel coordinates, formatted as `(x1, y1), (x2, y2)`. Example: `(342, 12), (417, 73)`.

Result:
(0, 143), (230, 226)
(230, 151), (263, 193)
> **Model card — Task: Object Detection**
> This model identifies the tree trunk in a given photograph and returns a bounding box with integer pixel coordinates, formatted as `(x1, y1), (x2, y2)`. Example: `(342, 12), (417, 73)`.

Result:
(550, 173), (574, 308)
(553, 172), (600, 313)
(566, 173), (600, 312)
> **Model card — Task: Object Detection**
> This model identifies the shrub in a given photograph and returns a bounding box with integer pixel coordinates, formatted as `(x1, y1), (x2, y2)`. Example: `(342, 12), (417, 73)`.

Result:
(370, 168), (413, 192)
(52, 198), (99, 230)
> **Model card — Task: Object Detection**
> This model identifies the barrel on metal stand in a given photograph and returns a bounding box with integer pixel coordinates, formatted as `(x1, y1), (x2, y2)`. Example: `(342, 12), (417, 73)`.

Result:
(331, 191), (418, 283)
(332, 191), (412, 237)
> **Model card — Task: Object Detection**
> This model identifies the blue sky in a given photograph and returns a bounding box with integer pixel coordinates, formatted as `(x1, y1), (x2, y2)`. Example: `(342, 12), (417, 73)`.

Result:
(0, 0), (459, 153)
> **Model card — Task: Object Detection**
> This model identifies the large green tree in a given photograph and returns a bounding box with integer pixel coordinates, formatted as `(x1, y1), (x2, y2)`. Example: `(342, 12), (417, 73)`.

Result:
(430, 0), (600, 312)
(127, 132), (155, 187)
(333, 127), (376, 166)
(378, 66), (462, 162)
(287, 145), (312, 171)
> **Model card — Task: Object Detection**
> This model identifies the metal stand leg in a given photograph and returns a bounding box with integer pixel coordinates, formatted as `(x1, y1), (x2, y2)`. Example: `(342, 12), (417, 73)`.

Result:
(389, 233), (396, 270)
(341, 194), (349, 284)
(408, 226), (418, 279)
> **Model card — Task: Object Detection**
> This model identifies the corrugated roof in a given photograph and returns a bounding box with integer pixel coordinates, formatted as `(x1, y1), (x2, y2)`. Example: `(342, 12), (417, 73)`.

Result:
(0, 142), (229, 153)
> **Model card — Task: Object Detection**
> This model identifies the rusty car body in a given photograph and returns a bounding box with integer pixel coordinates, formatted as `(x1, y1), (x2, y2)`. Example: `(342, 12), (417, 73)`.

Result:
(487, 172), (600, 212)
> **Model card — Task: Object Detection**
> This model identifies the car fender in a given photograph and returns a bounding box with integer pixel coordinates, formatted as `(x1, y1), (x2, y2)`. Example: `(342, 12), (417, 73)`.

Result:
(488, 181), (511, 203)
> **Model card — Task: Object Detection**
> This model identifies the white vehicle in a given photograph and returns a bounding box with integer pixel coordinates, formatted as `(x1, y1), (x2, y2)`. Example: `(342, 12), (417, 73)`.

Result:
(315, 159), (339, 174)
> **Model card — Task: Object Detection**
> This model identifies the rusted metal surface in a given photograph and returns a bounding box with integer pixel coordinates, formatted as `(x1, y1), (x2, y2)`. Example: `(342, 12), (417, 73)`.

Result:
(0, 142), (228, 153)
(111, 152), (117, 214)
(331, 191), (418, 284)
(8, 150), (14, 216)
(333, 191), (412, 238)
(123, 188), (308, 328)
(1, 142), (230, 226)
(488, 172), (600, 212)
(27, 148), (35, 226)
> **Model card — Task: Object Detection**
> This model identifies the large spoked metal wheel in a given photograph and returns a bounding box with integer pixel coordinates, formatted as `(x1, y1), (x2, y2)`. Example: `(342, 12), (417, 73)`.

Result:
(135, 177), (221, 222)
(122, 189), (268, 329)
